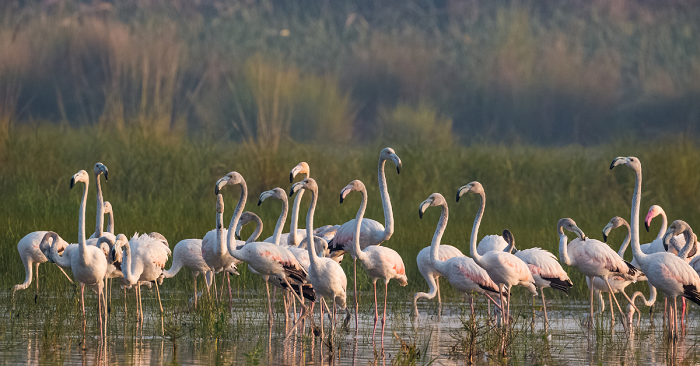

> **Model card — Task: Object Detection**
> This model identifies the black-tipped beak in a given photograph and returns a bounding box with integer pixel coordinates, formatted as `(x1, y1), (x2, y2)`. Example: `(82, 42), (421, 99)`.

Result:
(70, 177), (75, 189)
(235, 233), (241, 240)
(397, 165), (401, 175)
(104, 171), (108, 181)
(455, 193), (461, 202)
(257, 199), (262, 206)
(603, 234), (608, 243)
(645, 222), (650, 232)
(340, 195), (344, 204)
(419, 209), (424, 219)
(663, 242), (668, 251)
(289, 172), (294, 183)
(289, 188), (295, 197)
(215, 185), (220, 195)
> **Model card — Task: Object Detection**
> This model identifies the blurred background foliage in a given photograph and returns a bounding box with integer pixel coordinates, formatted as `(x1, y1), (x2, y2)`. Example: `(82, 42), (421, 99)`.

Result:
(1, 0), (699, 148)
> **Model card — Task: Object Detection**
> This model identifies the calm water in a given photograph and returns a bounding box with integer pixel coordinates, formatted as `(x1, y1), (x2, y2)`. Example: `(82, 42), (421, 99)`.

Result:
(2, 288), (699, 365)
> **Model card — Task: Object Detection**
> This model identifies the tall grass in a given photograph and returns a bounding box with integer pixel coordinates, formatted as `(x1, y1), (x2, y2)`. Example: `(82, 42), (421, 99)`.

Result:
(1, 126), (699, 303)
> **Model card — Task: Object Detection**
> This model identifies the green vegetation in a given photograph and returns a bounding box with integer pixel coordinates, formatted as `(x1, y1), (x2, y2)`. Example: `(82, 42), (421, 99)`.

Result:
(1, 0), (699, 145)
(2, 126), (699, 303)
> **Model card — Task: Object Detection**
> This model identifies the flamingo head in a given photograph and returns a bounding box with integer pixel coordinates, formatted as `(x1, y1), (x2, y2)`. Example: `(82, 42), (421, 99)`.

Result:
(602, 216), (627, 243)
(456, 181), (484, 202)
(109, 234), (129, 264)
(418, 193), (446, 219)
(290, 178), (318, 197)
(340, 180), (365, 203)
(380, 147), (402, 174)
(258, 187), (287, 206)
(610, 156), (641, 172)
(663, 220), (693, 252)
(290, 162), (310, 183)
(235, 211), (262, 241)
(502, 229), (517, 253)
(557, 218), (586, 240)
(94, 162), (109, 181)
(645, 205), (663, 232)
(103, 201), (113, 214)
(215, 171), (245, 195)
(70, 170), (89, 189)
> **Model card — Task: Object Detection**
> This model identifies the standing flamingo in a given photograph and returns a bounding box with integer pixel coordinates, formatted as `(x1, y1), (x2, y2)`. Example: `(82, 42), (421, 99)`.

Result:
(327, 148), (401, 329)
(456, 181), (536, 326)
(611, 156), (700, 339)
(287, 178), (350, 339)
(340, 180), (407, 336)
(413, 244), (463, 316)
(202, 171), (247, 309)
(219, 173), (307, 326)
(46, 170), (108, 339)
(417, 193), (505, 319)
(502, 229), (572, 330)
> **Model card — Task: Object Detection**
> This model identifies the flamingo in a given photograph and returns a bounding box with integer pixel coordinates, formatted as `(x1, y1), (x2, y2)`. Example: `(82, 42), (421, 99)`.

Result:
(611, 156), (700, 339)
(456, 181), (537, 327)
(640, 205), (689, 258)
(327, 148), (401, 328)
(286, 178), (350, 340)
(257, 188), (317, 319)
(202, 171), (247, 309)
(110, 232), (171, 322)
(340, 180), (407, 336)
(417, 193), (505, 319)
(502, 229), (573, 331)
(413, 244), (463, 316)
(165, 212), (263, 308)
(219, 173), (307, 326)
(580, 216), (644, 326)
(664, 220), (700, 330)
(45, 170), (108, 339)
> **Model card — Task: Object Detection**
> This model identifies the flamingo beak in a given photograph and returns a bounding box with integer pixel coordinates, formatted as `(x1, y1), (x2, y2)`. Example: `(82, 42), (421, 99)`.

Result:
(70, 177), (75, 189)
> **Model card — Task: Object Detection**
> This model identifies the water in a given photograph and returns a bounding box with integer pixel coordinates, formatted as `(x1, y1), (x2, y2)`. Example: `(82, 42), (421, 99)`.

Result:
(2, 288), (700, 365)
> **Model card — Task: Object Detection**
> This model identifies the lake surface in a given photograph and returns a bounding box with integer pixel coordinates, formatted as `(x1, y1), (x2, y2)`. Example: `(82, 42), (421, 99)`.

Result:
(2, 288), (699, 365)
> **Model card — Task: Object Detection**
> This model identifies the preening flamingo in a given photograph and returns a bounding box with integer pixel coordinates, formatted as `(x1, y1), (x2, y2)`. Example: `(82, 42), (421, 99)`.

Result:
(288, 178), (350, 339)
(457, 181), (536, 326)
(111, 232), (171, 321)
(502, 229), (572, 330)
(611, 156), (700, 339)
(640, 205), (689, 259)
(418, 193), (504, 319)
(341, 180), (407, 335)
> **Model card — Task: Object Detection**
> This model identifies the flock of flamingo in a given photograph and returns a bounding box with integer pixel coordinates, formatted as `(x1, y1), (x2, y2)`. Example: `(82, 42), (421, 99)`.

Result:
(10, 148), (700, 343)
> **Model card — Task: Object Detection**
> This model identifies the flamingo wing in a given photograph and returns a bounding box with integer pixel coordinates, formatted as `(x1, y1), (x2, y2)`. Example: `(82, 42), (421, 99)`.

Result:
(477, 235), (509, 255)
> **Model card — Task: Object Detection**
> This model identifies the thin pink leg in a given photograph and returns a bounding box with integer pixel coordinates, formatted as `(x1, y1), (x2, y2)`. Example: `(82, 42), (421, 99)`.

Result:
(372, 281), (379, 339)
(354, 258), (359, 332)
(382, 281), (388, 342)
(98, 288), (104, 342)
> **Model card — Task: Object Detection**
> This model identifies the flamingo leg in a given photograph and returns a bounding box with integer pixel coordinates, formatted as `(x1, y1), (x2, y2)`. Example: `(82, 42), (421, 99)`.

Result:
(673, 297), (678, 340)
(603, 278), (627, 331)
(320, 297), (325, 340)
(193, 273), (198, 309)
(124, 287), (128, 319)
(98, 286), (104, 342)
(588, 277), (594, 330)
(483, 292), (504, 313)
(332, 298), (337, 335)
(682, 297), (687, 335)
(541, 290), (548, 332)
(609, 292), (615, 325)
(382, 281), (388, 339)
(618, 290), (641, 322)
(506, 285), (512, 329)
(470, 293), (475, 319)
(138, 285), (144, 323)
(265, 281), (273, 326)
(498, 284), (506, 327)
(372, 281), (379, 338)
(436, 277), (441, 307)
(226, 272), (233, 310)
(81, 283), (86, 322)
(354, 258), (359, 332)
(212, 274), (218, 302)
(35, 263), (39, 303)
(154, 280), (164, 313)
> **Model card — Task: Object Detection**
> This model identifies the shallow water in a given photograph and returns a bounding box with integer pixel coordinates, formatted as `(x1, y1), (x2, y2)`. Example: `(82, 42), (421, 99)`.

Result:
(2, 288), (700, 365)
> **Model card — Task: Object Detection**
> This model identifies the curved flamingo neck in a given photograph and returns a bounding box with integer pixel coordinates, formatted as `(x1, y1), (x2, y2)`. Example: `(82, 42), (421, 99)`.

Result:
(247, 216), (263, 243)
(558, 228), (571, 266)
(413, 276), (438, 315)
(630, 168), (647, 263)
(378, 158), (394, 242)
(351, 187), (369, 263)
(288, 172), (308, 247)
(305, 187), (319, 268)
(95, 173), (104, 238)
(226, 181), (248, 255)
(617, 222), (631, 258)
(430, 201), (448, 266)
(676, 225), (696, 259)
(272, 196), (289, 246)
(469, 191), (485, 264)
(78, 181), (89, 257)
(656, 209), (668, 240)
